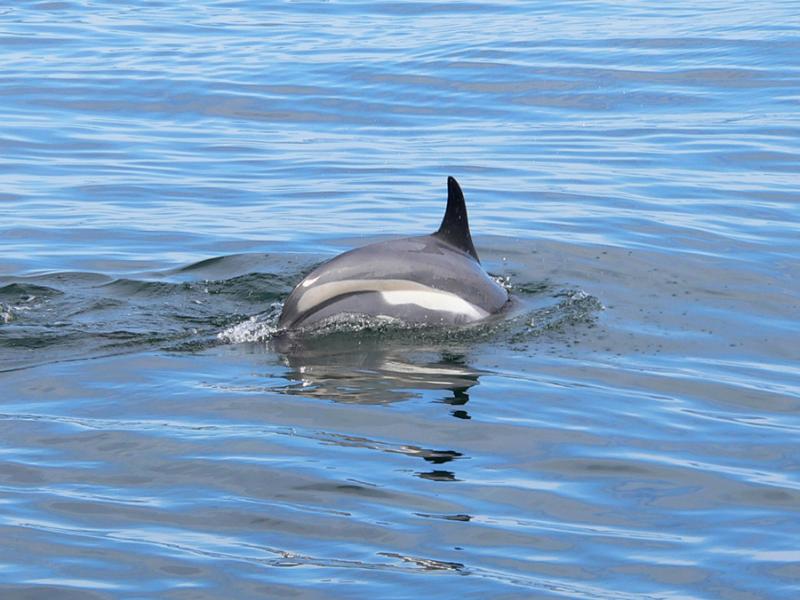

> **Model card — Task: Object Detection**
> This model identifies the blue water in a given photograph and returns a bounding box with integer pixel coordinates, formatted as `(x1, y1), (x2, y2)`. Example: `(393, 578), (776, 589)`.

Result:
(1, 1), (799, 598)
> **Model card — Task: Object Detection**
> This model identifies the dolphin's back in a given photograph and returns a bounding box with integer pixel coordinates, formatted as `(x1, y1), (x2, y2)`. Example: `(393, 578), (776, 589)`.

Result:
(278, 235), (508, 330)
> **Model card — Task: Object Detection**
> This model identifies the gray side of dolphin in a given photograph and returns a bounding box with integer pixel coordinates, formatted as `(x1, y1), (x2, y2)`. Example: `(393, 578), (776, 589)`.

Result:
(278, 177), (508, 330)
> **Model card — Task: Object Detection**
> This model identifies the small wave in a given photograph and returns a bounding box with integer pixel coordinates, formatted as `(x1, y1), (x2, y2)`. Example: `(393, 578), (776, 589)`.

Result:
(0, 282), (63, 303)
(100, 278), (186, 298)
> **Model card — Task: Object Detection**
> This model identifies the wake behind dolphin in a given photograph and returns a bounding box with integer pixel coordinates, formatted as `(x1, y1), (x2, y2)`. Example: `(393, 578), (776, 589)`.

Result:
(278, 177), (509, 331)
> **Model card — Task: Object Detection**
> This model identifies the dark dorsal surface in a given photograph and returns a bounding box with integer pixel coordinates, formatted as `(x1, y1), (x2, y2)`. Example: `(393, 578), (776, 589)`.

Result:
(433, 176), (480, 262)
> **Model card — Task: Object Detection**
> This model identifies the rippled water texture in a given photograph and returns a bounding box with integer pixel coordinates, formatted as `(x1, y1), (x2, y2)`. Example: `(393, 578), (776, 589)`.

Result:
(1, 1), (799, 598)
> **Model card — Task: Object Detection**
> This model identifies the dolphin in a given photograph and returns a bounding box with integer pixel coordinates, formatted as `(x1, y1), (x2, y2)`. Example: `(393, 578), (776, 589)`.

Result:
(277, 177), (508, 330)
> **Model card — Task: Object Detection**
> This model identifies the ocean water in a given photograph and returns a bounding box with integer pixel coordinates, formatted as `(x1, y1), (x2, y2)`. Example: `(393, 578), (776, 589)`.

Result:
(1, 1), (799, 598)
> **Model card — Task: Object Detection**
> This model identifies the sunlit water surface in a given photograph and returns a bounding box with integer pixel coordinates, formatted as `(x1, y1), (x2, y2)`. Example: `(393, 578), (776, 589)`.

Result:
(1, 1), (799, 598)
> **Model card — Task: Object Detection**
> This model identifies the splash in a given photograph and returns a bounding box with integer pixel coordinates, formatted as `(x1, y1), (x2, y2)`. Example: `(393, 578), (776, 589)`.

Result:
(216, 284), (603, 346)
(217, 302), (283, 344)
(0, 302), (13, 324)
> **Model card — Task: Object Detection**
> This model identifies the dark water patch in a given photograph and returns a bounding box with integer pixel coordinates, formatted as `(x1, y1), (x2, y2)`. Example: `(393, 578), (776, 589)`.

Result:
(100, 278), (185, 298)
(204, 273), (294, 303)
(0, 282), (64, 302)
(0, 260), (305, 371)
(169, 253), (316, 286)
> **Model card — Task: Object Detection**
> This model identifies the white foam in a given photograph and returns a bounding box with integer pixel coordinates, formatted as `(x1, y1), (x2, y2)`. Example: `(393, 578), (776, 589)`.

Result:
(217, 302), (283, 343)
(0, 303), (13, 324)
(217, 316), (276, 343)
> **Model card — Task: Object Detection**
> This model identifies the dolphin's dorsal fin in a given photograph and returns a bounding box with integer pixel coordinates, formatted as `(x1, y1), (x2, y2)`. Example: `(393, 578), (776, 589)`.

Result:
(434, 176), (480, 262)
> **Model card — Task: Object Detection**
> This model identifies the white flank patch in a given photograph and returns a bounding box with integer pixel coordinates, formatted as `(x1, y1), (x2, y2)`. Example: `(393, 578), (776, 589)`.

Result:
(380, 289), (487, 321)
(296, 278), (487, 321)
